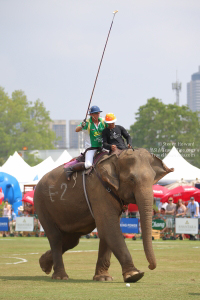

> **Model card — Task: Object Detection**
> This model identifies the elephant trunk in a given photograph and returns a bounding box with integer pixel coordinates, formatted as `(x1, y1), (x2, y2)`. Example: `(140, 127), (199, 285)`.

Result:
(136, 189), (156, 270)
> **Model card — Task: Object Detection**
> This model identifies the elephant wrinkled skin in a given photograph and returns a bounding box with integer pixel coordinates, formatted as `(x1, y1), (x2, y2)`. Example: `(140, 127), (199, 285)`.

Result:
(34, 148), (173, 282)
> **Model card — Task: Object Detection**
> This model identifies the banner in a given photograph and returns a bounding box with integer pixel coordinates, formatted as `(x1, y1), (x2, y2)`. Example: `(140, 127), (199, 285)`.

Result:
(120, 218), (139, 234)
(175, 218), (198, 234)
(15, 217), (34, 232)
(152, 219), (166, 230)
(0, 217), (9, 231)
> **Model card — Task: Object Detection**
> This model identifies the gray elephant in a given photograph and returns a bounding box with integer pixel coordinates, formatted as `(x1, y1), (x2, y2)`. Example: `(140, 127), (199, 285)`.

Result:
(34, 148), (173, 282)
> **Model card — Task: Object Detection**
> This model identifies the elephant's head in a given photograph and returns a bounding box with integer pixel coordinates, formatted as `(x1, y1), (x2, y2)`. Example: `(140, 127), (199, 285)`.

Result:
(97, 148), (174, 270)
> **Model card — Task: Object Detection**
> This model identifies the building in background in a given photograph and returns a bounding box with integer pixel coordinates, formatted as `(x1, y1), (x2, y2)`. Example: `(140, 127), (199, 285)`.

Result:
(69, 120), (87, 149)
(50, 120), (66, 149)
(187, 66), (200, 113)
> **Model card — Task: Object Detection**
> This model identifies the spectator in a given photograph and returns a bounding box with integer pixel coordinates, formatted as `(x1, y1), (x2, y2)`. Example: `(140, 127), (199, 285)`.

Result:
(175, 199), (186, 240)
(10, 209), (16, 236)
(18, 206), (24, 216)
(186, 196), (200, 240)
(187, 196), (199, 218)
(165, 197), (176, 238)
(176, 199), (186, 217)
(158, 201), (168, 213)
(2, 200), (11, 237)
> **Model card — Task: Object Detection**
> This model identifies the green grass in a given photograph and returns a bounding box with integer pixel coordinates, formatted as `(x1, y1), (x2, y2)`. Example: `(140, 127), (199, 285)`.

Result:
(0, 237), (200, 300)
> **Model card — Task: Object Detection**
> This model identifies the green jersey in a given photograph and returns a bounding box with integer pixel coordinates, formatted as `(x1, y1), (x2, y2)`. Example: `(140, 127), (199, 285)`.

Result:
(80, 117), (106, 147)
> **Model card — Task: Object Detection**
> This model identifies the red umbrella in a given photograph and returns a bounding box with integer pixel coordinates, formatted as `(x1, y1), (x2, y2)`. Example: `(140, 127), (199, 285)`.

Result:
(153, 185), (169, 198)
(22, 190), (34, 205)
(161, 186), (200, 203)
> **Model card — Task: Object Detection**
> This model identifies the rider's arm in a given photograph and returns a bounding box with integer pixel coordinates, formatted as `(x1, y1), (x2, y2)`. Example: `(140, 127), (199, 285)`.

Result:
(120, 126), (132, 147)
(102, 128), (111, 150)
(75, 126), (82, 132)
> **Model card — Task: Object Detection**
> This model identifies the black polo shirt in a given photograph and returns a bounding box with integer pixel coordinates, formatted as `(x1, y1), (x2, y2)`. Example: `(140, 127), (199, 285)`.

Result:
(102, 125), (132, 150)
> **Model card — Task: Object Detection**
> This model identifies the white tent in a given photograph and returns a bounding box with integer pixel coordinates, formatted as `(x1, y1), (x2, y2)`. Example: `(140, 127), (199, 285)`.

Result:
(54, 150), (72, 168)
(31, 156), (56, 180)
(1, 152), (33, 183)
(159, 146), (200, 183)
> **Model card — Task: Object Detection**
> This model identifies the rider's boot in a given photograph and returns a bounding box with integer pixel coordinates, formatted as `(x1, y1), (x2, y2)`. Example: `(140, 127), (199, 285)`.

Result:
(64, 162), (85, 181)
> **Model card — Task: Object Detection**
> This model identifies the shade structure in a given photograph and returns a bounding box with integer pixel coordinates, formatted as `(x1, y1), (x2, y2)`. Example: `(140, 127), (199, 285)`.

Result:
(22, 190), (34, 205)
(153, 185), (169, 198)
(161, 185), (200, 203)
(54, 150), (72, 168)
(165, 179), (189, 190)
(159, 146), (200, 183)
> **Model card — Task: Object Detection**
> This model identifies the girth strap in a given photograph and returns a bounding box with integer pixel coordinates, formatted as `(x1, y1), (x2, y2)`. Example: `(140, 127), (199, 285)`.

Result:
(82, 171), (95, 219)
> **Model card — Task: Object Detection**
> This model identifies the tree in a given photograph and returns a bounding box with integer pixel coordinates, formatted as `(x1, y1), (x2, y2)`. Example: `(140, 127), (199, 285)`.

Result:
(0, 87), (56, 165)
(129, 97), (200, 168)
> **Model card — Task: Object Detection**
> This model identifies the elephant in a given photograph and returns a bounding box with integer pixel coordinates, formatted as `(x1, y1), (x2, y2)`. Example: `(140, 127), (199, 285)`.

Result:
(34, 148), (173, 282)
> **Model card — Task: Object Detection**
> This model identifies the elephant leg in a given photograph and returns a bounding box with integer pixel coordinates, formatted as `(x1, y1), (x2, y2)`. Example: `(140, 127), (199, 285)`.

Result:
(39, 232), (81, 279)
(95, 217), (144, 283)
(39, 250), (53, 275)
(49, 230), (69, 280)
(93, 239), (113, 281)
(38, 209), (68, 280)
(62, 232), (81, 253)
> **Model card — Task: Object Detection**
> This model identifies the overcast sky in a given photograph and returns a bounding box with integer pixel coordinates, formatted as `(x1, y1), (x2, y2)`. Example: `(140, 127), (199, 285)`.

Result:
(1, 0), (200, 136)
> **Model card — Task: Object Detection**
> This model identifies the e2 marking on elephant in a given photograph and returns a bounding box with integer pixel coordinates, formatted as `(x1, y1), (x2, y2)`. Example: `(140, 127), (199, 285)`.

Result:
(48, 183), (68, 202)
(49, 186), (58, 202)
(60, 183), (68, 200)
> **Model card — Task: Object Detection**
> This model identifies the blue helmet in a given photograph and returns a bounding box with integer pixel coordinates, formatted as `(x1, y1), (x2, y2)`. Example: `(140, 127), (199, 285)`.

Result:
(89, 105), (102, 114)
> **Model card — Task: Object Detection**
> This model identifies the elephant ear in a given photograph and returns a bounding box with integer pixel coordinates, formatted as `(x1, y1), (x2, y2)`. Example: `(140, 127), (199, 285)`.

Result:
(97, 154), (119, 191)
(150, 154), (174, 184)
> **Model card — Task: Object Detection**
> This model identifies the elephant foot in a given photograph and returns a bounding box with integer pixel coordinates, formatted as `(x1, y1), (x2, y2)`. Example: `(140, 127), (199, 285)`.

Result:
(123, 270), (144, 283)
(93, 274), (113, 282)
(52, 270), (69, 280)
(39, 252), (53, 275)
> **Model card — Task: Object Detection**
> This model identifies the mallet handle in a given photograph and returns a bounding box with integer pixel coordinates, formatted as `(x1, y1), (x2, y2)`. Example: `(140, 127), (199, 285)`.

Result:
(84, 11), (118, 121)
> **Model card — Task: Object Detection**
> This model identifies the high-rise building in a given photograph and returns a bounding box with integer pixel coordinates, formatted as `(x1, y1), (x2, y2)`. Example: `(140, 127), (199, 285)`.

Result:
(69, 120), (87, 149)
(187, 66), (200, 112)
(50, 120), (66, 149)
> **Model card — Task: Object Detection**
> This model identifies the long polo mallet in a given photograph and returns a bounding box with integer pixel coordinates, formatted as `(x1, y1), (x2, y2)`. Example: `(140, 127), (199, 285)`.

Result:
(84, 10), (118, 121)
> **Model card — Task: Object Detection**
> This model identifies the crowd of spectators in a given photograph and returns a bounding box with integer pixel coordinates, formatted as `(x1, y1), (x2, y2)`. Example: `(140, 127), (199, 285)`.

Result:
(154, 196), (200, 240)
(1, 199), (36, 237)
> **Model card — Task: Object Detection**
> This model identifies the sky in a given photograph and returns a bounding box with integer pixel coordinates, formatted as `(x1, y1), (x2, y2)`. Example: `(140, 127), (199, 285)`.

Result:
(1, 0), (200, 141)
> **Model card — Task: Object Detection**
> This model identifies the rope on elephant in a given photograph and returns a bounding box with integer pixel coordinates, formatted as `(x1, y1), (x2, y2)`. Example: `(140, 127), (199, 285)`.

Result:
(82, 171), (95, 219)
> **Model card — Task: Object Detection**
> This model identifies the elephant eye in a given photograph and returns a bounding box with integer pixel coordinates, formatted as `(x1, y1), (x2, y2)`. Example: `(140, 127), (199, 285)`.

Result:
(129, 175), (135, 182)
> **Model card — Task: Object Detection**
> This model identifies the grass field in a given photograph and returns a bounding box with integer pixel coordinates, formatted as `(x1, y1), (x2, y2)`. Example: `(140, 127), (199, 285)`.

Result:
(0, 237), (200, 300)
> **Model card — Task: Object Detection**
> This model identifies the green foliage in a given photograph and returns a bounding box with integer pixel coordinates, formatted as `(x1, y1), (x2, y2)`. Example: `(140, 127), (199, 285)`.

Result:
(129, 98), (200, 167)
(0, 87), (56, 163)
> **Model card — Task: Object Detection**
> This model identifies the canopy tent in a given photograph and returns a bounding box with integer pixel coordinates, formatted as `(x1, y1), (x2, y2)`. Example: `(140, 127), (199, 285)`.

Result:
(54, 150), (72, 168)
(159, 146), (200, 184)
(1, 152), (34, 184)
(31, 156), (55, 180)
(165, 179), (190, 190)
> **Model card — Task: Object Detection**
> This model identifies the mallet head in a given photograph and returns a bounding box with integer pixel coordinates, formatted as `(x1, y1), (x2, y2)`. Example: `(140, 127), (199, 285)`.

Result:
(113, 10), (118, 14)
